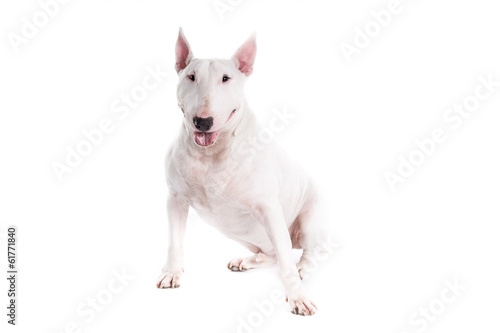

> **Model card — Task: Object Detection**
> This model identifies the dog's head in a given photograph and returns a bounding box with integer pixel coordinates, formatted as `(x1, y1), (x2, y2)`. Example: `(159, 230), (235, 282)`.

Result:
(174, 28), (256, 147)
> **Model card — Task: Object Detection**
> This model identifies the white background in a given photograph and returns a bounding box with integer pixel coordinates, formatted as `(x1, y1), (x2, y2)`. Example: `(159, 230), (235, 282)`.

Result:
(1, 0), (499, 332)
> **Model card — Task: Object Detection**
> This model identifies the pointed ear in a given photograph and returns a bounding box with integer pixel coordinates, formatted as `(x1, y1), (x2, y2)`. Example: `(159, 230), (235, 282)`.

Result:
(175, 28), (193, 74)
(231, 33), (256, 76)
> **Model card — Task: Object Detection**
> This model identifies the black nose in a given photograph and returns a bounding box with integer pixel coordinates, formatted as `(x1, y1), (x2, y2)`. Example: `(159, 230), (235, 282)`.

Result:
(193, 117), (213, 132)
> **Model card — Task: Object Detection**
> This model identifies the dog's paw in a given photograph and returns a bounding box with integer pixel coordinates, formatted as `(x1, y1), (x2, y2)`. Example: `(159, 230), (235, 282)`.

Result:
(156, 270), (183, 289)
(287, 295), (317, 316)
(227, 257), (251, 271)
(227, 253), (276, 271)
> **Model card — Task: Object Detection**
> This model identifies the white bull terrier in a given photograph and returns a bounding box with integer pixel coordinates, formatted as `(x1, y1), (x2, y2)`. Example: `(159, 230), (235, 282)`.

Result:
(157, 28), (331, 316)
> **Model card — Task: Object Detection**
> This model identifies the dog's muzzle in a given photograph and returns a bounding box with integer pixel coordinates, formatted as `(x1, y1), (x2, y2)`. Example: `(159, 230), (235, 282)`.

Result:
(192, 110), (237, 147)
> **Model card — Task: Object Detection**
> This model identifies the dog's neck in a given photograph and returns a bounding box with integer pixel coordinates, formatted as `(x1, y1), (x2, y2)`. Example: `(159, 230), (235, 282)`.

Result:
(180, 100), (258, 159)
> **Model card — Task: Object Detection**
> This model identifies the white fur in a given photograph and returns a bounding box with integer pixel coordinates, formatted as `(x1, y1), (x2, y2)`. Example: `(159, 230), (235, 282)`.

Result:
(157, 29), (330, 316)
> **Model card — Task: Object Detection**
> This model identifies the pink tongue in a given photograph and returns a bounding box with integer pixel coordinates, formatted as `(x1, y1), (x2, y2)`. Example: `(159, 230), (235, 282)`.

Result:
(194, 130), (220, 146)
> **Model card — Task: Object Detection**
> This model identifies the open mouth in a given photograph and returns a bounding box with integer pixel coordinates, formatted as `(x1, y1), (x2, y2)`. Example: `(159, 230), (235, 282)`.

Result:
(193, 109), (236, 147)
(194, 130), (220, 147)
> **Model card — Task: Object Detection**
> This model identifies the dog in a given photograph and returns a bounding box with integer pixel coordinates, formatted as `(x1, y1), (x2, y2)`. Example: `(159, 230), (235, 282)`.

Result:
(156, 28), (331, 316)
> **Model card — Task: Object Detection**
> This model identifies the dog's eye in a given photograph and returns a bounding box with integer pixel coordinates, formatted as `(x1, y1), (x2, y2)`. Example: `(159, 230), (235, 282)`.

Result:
(222, 75), (230, 83)
(188, 74), (195, 81)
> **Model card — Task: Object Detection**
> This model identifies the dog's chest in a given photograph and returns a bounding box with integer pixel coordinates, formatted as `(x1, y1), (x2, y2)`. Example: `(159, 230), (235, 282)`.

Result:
(178, 157), (245, 214)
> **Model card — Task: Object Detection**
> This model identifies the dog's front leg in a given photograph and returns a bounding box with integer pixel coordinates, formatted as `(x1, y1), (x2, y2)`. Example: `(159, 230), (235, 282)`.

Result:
(252, 200), (317, 316)
(156, 193), (189, 289)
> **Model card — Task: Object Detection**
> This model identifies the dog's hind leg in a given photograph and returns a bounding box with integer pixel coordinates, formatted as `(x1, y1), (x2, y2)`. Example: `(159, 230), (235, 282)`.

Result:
(293, 198), (335, 280)
(227, 252), (277, 271)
